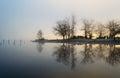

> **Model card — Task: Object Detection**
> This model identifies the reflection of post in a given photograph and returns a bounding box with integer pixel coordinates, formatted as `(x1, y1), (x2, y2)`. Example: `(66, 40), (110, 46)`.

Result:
(24, 41), (25, 44)
(13, 40), (16, 45)
(3, 40), (5, 46)
(20, 40), (22, 47)
(0, 41), (2, 46)
(8, 40), (10, 45)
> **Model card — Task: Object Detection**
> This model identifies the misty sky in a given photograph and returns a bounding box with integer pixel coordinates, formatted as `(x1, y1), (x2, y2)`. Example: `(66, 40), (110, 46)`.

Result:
(0, 0), (120, 40)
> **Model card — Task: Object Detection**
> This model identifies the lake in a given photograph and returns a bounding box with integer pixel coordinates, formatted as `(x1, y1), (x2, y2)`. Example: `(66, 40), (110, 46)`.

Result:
(0, 40), (120, 78)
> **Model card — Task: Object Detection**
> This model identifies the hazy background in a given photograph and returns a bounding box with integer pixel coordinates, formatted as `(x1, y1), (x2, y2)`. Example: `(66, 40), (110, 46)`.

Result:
(0, 0), (120, 40)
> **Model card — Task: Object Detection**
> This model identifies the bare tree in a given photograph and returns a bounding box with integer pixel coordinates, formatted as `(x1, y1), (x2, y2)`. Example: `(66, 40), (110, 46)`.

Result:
(54, 20), (69, 39)
(95, 24), (106, 39)
(65, 18), (71, 39)
(107, 20), (120, 39)
(89, 24), (95, 39)
(37, 30), (43, 40)
(97, 24), (104, 38)
(70, 15), (76, 38)
(53, 15), (77, 40)
(82, 19), (94, 39)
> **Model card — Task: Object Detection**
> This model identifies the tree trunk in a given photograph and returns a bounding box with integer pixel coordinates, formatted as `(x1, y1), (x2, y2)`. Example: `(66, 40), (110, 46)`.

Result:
(63, 36), (65, 40)
(85, 31), (87, 39)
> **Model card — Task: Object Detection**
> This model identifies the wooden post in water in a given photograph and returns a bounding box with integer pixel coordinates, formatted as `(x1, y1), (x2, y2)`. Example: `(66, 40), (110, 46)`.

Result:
(8, 40), (10, 45)
(13, 40), (16, 45)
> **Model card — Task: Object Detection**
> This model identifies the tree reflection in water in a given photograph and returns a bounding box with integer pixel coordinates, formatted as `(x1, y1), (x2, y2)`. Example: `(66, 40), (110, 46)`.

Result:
(53, 43), (77, 70)
(106, 44), (120, 66)
(37, 42), (45, 53)
(53, 43), (120, 69)
(81, 44), (94, 64)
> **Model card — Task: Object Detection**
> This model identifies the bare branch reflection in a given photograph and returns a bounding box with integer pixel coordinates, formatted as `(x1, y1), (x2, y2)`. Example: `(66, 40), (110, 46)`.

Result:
(37, 42), (45, 53)
(81, 44), (94, 64)
(52, 43), (120, 69)
(53, 43), (77, 70)
(106, 44), (120, 66)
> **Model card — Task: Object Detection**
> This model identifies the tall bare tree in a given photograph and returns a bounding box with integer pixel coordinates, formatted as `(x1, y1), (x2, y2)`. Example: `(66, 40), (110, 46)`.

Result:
(71, 15), (76, 38)
(65, 18), (71, 39)
(82, 19), (94, 39)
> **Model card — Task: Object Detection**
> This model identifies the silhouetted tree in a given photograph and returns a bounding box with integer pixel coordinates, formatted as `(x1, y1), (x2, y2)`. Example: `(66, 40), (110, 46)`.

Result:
(88, 25), (94, 39)
(53, 19), (70, 39)
(53, 15), (76, 40)
(95, 24), (106, 39)
(70, 15), (76, 38)
(66, 19), (71, 39)
(107, 20), (120, 39)
(82, 19), (94, 39)
(37, 30), (43, 40)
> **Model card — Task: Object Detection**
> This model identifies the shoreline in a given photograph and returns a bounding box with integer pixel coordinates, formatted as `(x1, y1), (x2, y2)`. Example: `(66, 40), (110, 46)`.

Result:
(33, 39), (120, 45)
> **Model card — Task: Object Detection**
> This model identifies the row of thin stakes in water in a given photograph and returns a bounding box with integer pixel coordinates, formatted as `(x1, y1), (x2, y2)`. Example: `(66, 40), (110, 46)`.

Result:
(0, 40), (26, 46)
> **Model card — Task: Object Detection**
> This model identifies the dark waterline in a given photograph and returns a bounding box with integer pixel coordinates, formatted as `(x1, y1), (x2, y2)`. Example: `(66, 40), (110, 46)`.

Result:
(0, 40), (120, 78)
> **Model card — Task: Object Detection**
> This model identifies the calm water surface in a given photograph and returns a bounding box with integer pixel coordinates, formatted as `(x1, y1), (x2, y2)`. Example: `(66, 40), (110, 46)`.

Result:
(0, 40), (120, 78)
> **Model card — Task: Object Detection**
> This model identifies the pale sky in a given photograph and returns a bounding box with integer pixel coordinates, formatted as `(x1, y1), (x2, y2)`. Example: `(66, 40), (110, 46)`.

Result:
(0, 0), (120, 40)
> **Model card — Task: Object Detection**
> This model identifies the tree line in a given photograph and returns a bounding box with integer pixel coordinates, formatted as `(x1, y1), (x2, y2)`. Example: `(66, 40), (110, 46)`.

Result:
(37, 15), (120, 40)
